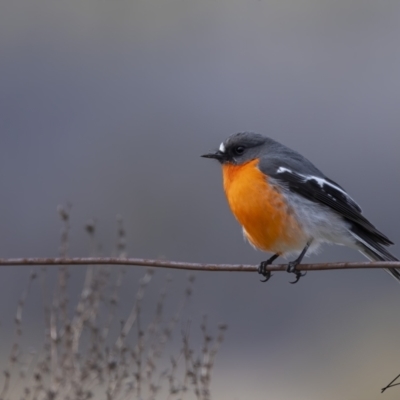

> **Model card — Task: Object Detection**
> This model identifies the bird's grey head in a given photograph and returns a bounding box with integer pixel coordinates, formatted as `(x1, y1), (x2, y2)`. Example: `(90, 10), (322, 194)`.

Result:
(201, 132), (273, 165)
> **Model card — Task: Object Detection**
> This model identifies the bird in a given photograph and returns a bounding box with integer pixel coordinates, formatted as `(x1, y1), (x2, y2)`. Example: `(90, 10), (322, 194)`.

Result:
(201, 132), (399, 283)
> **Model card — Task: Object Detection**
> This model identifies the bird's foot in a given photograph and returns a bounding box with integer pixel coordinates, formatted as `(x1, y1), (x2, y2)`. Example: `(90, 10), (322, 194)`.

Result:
(287, 261), (306, 284)
(258, 254), (279, 283)
(258, 263), (272, 282)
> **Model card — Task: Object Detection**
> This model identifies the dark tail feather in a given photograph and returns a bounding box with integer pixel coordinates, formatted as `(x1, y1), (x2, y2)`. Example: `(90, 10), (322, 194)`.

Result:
(351, 231), (400, 282)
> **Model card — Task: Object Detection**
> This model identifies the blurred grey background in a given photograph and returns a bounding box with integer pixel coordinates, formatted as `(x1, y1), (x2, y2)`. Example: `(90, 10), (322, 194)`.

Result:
(1, 0), (400, 398)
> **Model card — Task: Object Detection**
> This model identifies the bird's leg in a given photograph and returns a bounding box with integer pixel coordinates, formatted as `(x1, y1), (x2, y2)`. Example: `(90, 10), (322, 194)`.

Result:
(287, 240), (312, 284)
(258, 253), (279, 283)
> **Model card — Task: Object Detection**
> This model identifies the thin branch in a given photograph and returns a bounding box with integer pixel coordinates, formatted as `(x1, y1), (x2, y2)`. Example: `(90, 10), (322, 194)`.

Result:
(0, 258), (399, 272)
(382, 374), (400, 393)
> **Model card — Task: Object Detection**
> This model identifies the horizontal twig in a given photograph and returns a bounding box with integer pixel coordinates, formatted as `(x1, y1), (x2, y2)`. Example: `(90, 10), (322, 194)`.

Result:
(0, 258), (398, 272)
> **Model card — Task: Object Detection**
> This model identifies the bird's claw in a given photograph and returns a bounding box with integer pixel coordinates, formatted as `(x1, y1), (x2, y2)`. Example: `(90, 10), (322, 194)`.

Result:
(287, 261), (306, 284)
(289, 270), (306, 284)
(258, 261), (273, 283)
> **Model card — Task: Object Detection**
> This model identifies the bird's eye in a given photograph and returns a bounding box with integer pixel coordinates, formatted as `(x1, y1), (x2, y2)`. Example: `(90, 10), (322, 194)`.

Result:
(233, 146), (245, 155)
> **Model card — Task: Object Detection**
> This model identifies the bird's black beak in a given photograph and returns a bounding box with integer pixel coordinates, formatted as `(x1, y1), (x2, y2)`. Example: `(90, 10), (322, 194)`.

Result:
(201, 151), (224, 161)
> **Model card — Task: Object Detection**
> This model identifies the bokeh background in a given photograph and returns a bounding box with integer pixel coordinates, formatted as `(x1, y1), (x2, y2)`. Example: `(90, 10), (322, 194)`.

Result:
(1, 0), (400, 398)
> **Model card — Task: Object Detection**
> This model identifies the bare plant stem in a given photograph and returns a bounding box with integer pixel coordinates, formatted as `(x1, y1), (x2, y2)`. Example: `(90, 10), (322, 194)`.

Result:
(0, 258), (398, 272)
(382, 374), (400, 393)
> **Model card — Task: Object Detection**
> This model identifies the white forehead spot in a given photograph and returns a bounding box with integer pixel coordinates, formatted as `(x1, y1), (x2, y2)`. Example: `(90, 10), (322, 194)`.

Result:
(219, 142), (225, 153)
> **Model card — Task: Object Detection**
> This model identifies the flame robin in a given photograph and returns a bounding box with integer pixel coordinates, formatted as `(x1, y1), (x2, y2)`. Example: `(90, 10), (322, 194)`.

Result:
(202, 132), (398, 283)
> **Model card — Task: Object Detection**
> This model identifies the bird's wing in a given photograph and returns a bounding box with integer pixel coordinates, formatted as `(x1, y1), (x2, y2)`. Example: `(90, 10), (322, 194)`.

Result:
(258, 157), (393, 246)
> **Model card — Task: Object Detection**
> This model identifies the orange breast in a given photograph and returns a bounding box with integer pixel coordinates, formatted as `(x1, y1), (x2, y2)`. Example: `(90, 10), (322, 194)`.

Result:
(222, 159), (305, 253)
